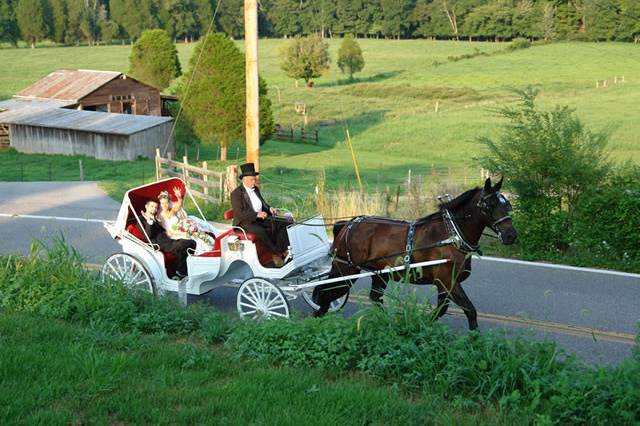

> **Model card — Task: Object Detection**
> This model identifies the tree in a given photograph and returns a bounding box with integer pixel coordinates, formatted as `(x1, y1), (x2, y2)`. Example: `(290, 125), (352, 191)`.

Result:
(179, 33), (273, 160)
(129, 29), (181, 89)
(16, 0), (48, 47)
(619, 0), (640, 43)
(217, 0), (244, 38)
(110, 0), (158, 41)
(279, 35), (330, 87)
(0, 0), (20, 46)
(337, 34), (364, 79)
(49, 0), (66, 44)
(98, 4), (119, 44)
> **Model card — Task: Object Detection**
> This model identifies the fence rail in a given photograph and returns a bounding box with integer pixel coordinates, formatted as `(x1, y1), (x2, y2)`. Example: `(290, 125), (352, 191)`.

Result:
(155, 148), (236, 204)
(273, 125), (319, 143)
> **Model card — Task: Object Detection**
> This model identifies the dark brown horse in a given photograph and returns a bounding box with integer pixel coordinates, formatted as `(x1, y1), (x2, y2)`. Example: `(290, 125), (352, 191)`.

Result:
(311, 177), (517, 330)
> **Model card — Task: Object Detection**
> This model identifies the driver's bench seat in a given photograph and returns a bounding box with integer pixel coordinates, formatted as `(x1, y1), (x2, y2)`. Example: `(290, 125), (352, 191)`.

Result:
(223, 209), (277, 267)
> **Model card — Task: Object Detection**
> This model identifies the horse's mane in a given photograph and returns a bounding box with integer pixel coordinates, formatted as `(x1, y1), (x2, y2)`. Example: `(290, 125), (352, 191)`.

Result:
(438, 187), (481, 210)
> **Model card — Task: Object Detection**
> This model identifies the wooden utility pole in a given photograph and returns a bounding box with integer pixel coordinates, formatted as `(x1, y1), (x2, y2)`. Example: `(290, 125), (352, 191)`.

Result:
(244, 0), (260, 171)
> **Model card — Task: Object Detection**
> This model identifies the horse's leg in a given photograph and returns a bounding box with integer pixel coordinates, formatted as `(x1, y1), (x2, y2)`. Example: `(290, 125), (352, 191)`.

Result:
(449, 284), (479, 330)
(369, 275), (387, 305)
(312, 266), (353, 317)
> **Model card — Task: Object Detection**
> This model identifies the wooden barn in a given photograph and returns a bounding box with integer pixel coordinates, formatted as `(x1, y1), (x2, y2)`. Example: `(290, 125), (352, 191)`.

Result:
(14, 69), (174, 116)
(0, 100), (175, 161)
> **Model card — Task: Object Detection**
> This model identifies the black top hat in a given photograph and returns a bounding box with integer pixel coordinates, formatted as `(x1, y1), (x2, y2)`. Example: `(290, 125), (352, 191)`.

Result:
(238, 163), (259, 179)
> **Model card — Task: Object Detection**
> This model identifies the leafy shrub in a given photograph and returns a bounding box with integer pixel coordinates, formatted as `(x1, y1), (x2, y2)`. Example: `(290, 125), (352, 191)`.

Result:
(570, 165), (640, 269)
(279, 35), (331, 87)
(508, 37), (531, 50)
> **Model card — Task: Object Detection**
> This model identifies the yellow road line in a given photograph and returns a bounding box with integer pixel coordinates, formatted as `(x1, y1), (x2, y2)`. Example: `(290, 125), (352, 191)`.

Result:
(349, 294), (636, 345)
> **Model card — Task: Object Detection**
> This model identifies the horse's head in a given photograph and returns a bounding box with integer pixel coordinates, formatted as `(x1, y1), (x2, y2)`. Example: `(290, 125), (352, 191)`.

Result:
(476, 177), (518, 245)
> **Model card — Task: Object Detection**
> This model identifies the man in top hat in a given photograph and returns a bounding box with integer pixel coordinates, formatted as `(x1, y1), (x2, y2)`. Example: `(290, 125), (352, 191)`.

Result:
(230, 163), (290, 267)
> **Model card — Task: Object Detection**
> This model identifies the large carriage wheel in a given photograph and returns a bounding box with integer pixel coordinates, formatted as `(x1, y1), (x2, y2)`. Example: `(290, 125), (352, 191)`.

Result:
(237, 278), (290, 319)
(301, 285), (350, 313)
(102, 252), (159, 295)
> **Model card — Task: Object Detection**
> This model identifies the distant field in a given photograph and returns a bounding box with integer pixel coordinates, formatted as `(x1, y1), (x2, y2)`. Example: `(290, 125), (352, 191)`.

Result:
(1, 40), (638, 193)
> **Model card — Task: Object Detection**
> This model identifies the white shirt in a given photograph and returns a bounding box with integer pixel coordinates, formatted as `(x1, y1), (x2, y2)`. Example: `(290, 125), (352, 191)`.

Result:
(244, 185), (263, 213)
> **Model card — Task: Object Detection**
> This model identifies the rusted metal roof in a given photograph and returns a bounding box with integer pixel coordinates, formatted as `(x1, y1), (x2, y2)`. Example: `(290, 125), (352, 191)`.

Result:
(0, 107), (173, 136)
(15, 69), (122, 102)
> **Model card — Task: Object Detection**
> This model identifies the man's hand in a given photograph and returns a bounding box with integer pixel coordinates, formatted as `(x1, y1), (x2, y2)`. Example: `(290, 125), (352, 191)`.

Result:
(269, 207), (278, 216)
(257, 211), (268, 219)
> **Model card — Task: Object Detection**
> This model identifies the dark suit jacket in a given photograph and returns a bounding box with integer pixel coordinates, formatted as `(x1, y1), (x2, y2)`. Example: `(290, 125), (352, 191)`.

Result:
(230, 185), (271, 227)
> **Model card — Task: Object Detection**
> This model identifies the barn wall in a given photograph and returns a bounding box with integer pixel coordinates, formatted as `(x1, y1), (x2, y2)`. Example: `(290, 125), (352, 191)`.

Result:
(80, 77), (162, 116)
(9, 123), (174, 161)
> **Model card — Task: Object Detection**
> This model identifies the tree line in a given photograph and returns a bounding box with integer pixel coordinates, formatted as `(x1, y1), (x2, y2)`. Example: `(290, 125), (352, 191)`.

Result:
(1, 0), (640, 48)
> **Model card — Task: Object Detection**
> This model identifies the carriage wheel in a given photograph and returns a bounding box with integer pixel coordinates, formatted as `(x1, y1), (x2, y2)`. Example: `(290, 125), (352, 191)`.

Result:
(237, 278), (290, 319)
(102, 253), (158, 295)
(301, 285), (350, 313)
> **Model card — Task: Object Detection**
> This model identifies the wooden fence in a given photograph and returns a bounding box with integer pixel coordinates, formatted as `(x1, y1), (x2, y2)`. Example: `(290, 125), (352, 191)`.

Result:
(273, 125), (319, 143)
(155, 148), (237, 204)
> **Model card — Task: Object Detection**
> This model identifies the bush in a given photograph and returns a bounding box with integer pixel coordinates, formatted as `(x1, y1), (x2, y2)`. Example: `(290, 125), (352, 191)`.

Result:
(570, 165), (640, 269)
(508, 37), (531, 50)
(478, 88), (610, 256)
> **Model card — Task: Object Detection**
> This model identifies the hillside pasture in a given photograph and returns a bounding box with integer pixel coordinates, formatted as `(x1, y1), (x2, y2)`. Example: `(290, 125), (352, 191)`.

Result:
(1, 40), (638, 193)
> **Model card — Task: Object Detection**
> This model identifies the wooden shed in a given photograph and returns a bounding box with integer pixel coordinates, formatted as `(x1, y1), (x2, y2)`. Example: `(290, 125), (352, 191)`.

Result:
(0, 104), (174, 161)
(15, 69), (170, 116)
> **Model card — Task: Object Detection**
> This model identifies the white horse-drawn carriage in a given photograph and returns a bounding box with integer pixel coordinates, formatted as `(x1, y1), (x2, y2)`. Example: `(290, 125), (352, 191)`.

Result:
(102, 178), (448, 318)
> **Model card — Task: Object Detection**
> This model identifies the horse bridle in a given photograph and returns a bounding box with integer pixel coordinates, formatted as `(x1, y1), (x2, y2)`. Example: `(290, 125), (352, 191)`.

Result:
(477, 191), (513, 241)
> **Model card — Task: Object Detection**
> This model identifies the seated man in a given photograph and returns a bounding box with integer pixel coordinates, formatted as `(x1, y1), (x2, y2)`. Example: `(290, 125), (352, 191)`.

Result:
(140, 200), (196, 278)
(230, 163), (290, 267)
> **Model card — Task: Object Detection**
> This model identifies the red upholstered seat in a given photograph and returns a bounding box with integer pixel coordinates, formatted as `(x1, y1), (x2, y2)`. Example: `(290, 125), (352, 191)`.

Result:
(126, 223), (176, 277)
(223, 209), (234, 220)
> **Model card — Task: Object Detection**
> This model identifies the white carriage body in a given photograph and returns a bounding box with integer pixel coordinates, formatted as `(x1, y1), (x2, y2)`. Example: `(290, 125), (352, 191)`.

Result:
(104, 178), (331, 295)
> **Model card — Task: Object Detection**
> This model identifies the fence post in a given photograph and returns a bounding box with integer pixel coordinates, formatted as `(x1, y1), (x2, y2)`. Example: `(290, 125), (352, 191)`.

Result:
(314, 130), (318, 143)
(79, 160), (84, 181)
(202, 161), (209, 204)
(182, 155), (189, 187)
(155, 148), (161, 181)
(225, 165), (238, 199)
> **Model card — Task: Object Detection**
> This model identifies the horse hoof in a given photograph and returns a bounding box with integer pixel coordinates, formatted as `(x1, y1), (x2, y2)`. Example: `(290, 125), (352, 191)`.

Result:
(311, 309), (326, 318)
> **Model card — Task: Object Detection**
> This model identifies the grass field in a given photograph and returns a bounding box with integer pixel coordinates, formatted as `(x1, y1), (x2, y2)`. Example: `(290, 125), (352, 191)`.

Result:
(0, 310), (514, 425)
(1, 40), (639, 195)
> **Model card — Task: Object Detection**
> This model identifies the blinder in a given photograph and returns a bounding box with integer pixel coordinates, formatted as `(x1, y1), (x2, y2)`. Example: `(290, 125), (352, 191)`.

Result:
(477, 191), (513, 237)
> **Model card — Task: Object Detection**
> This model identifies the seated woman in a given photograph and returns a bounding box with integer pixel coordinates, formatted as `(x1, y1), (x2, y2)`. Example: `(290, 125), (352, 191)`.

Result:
(157, 187), (215, 254)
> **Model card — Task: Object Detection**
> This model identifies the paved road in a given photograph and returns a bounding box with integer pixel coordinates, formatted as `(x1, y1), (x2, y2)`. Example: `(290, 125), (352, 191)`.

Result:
(1, 182), (638, 364)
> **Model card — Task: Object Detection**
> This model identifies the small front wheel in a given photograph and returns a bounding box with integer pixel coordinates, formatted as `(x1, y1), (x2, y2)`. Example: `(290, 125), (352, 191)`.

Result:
(237, 278), (290, 319)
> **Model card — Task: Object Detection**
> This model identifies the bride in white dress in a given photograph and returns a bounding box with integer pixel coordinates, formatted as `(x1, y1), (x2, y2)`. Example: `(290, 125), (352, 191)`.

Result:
(157, 187), (215, 254)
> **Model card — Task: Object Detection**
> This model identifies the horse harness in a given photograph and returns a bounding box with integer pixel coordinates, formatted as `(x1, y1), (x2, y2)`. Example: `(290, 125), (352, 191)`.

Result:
(334, 190), (513, 271)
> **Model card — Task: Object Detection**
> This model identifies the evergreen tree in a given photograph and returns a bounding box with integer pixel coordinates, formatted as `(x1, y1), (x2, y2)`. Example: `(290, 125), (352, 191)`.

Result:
(193, 0), (212, 38)
(380, 0), (414, 39)
(267, 0), (301, 37)
(583, 0), (619, 41)
(179, 33), (273, 160)
(111, 0), (158, 41)
(16, 0), (48, 47)
(49, 0), (66, 43)
(335, 0), (359, 36)
(337, 34), (364, 79)
(280, 35), (331, 87)
(217, 0), (244, 38)
(300, 0), (336, 38)
(0, 0), (20, 46)
(129, 28), (181, 89)
(619, 0), (640, 43)
(98, 4), (119, 43)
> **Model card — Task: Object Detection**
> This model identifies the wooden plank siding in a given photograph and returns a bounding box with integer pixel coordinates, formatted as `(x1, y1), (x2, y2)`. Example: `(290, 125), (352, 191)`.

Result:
(78, 76), (162, 116)
(8, 121), (174, 161)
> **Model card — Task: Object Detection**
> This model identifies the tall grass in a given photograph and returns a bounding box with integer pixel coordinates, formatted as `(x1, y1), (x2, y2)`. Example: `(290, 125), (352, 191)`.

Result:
(1, 238), (639, 424)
